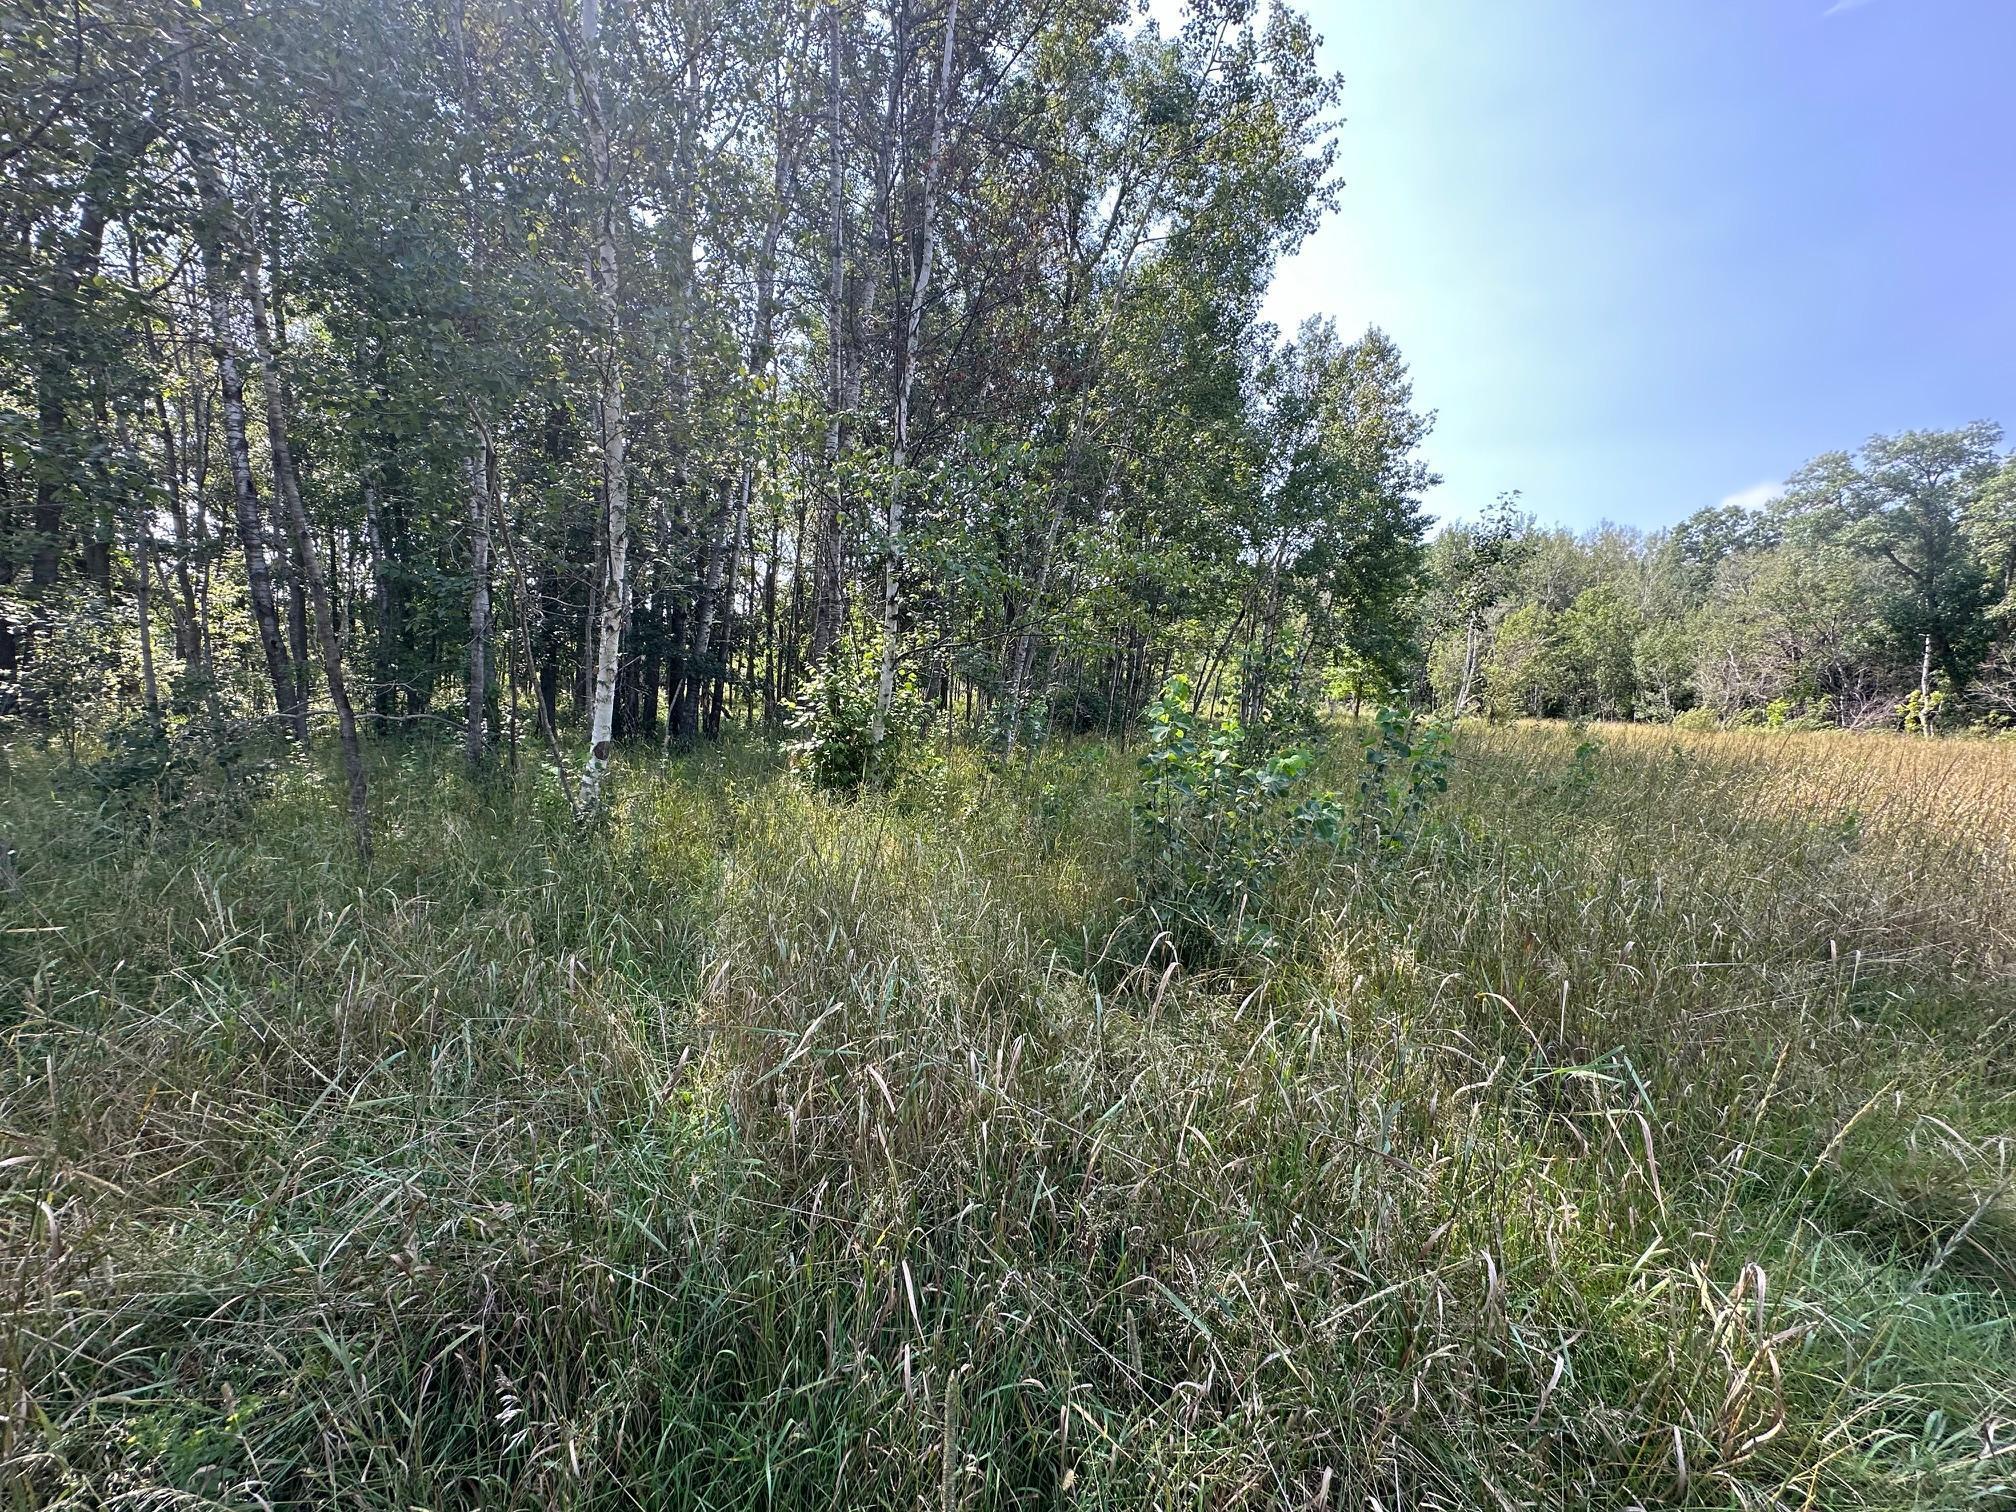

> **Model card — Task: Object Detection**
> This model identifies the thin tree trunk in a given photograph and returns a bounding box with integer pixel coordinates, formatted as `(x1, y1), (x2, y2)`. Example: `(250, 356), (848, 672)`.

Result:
(126, 414), (161, 732)
(874, 0), (959, 744)
(280, 528), (310, 717)
(189, 379), (217, 690)
(362, 470), (394, 731)
(464, 443), (494, 764)
(1918, 633), (1934, 737)
(1454, 611), (1481, 718)
(493, 465), (577, 803)
(450, 0), (496, 768)
(198, 222), (301, 740)
(133, 236), (202, 671)
(1002, 502), (1064, 751)
(811, 0), (849, 669)
(682, 478), (733, 739)
(151, 388), (200, 666)
(564, 0), (628, 806)
(246, 252), (372, 861)
(762, 515), (780, 722)
(179, 44), (303, 742)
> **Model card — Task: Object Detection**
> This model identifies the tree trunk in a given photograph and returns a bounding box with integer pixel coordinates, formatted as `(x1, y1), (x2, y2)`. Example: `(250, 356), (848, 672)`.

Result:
(1454, 611), (1482, 718)
(492, 463), (577, 802)
(131, 446), (161, 731)
(1918, 633), (1935, 737)
(26, 123), (152, 601)
(199, 234), (302, 740)
(150, 387), (201, 667)
(450, 0), (496, 769)
(464, 442), (494, 765)
(568, 0), (629, 809)
(247, 253), (372, 861)
(874, 0), (959, 744)
(361, 470), (396, 731)
(811, 0), (849, 670)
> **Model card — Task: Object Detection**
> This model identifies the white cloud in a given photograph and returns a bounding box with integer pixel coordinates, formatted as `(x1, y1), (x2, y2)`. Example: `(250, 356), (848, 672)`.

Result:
(1719, 481), (1783, 512)
(1822, 0), (1880, 15)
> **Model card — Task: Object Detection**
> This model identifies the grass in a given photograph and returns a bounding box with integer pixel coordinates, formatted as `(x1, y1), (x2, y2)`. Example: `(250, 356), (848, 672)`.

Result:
(2, 720), (2012, 1508)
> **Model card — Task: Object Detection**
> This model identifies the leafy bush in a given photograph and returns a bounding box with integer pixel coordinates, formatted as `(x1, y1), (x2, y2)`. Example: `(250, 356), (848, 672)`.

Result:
(0, 592), (130, 757)
(1353, 703), (1453, 851)
(1132, 685), (1459, 956)
(1899, 686), (1948, 736)
(786, 641), (932, 793)
(1671, 707), (1720, 732)
(78, 693), (280, 834)
(1132, 676), (1344, 955)
(1240, 643), (1326, 756)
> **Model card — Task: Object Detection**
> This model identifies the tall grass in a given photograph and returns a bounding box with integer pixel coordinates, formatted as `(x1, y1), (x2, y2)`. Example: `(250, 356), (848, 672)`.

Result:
(2, 724), (2011, 1508)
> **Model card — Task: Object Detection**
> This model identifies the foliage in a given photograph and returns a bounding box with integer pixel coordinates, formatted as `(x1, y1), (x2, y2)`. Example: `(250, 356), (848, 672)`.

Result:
(1420, 426), (2016, 730)
(0, 594), (129, 757)
(1553, 720), (1603, 801)
(1899, 684), (1949, 736)
(0, 0), (1392, 782)
(1131, 675), (1343, 955)
(77, 702), (278, 833)
(786, 641), (932, 794)
(1352, 701), (1453, 849)
(1481, 601), (1554, 718)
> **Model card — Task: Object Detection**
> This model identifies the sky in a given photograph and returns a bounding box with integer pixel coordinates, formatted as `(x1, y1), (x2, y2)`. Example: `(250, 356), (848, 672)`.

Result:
(1252, 0), (2016, 533)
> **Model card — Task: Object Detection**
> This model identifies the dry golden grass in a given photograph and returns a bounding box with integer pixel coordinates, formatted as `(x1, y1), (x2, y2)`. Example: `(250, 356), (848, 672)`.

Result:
(1591, 722), (2016, 849)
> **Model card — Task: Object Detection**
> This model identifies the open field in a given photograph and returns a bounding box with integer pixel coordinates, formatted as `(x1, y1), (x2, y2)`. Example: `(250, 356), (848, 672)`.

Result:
(3, 723), (2013, 1509)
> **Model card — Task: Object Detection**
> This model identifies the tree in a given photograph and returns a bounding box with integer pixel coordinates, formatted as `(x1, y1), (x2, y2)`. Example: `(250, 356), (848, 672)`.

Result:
(1482, 602), (1554, 719)
(1425, 493), (1529, 716)
(1554, 584), (1641, 718)
(560, 0), (631, 811)
(1780, 425), (2003, 691)
(1963, 455), (2016, 629)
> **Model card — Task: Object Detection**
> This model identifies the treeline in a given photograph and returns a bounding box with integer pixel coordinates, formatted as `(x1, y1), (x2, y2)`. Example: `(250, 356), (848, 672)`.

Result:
(1, 0), (1444, 829)
(8, 3), (2009, 864)
(1418, 423), (2016, 732)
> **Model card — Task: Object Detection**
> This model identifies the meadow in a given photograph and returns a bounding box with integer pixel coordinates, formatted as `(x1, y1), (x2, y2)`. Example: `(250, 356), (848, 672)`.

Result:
(2, 721), (2013, 1509)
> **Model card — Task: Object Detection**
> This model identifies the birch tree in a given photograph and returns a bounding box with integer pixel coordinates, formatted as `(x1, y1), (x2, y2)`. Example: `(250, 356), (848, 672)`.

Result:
(560, 0), (631, 810)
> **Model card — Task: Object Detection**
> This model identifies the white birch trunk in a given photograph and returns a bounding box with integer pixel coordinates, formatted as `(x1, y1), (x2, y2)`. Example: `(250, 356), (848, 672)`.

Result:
(569, 0), (630, 809)
(812, 0), (848, 669)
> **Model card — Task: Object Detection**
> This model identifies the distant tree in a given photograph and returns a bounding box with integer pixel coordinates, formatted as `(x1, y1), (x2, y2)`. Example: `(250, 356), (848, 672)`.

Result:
(1692, 541), (1889, 725)
(1244, 321), (1436, 721)
(1655, 502), (1780, 607)
(1481, 601), (1554, 718)
(1554, 583), (1641, 718)
(1780, 424), (2003, 690)
(1633, 617), (1695, 718)
(1963, 455), (2016, 628)
(1426, 492), (1529, 715)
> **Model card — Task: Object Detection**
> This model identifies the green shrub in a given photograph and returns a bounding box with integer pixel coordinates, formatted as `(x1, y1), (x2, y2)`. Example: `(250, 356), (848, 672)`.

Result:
(786, 641), (932, 793)
(1353, 703), (1453, 851)
(1132, 675), (1344, 955)
(1671, 707), (1720, 732)
(74, 675), (279, 835)
(1131, 687), (1458, 956)
(1899, 685), (1948, 736)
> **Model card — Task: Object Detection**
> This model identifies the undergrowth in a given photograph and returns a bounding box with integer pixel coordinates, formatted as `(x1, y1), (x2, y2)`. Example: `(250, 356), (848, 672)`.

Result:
(1, 723), (2011, 1508)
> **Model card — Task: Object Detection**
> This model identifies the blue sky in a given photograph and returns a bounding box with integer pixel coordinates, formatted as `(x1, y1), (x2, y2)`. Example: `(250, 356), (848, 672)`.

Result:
(1257, 0), (2016, 532)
